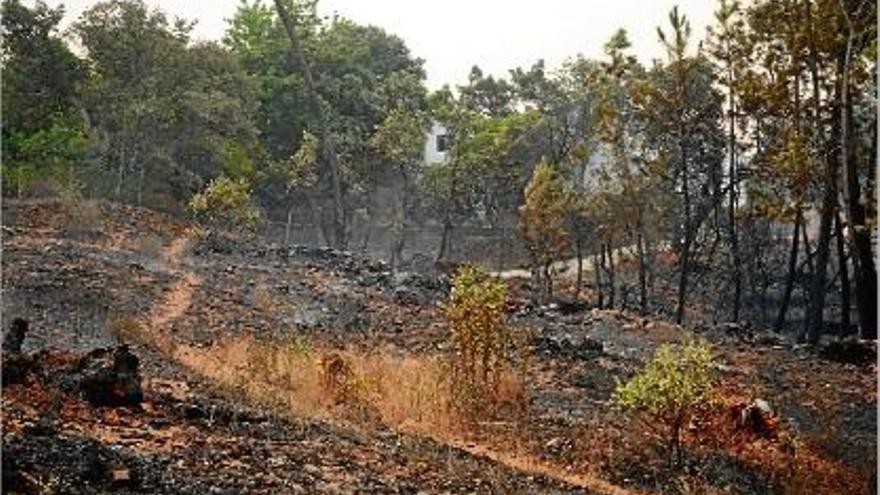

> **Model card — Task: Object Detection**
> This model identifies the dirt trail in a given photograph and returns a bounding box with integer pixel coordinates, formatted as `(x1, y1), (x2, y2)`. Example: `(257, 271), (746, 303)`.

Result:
(138, 233), (199, 354)
(138, 232), (641, 495)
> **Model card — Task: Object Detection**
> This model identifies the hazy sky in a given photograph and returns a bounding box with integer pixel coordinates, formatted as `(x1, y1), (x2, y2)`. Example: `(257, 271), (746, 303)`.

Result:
(44, 0), (717, 89)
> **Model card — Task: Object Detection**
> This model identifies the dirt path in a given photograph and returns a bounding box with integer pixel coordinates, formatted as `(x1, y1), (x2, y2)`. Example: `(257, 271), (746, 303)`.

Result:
(138, 233), (201, 355)
(137, 232), (642, 495)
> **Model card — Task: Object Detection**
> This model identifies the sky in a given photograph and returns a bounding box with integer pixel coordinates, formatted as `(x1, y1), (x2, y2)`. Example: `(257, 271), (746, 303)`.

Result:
(43, 0), (718, 90)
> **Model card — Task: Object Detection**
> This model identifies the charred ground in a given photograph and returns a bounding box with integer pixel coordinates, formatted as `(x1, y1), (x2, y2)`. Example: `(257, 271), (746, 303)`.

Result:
(1, 200), (876, 494)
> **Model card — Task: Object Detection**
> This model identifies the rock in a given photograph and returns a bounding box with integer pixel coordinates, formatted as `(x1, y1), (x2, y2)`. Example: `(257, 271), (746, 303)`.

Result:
(554, 300), (587, 315)
(3, 318), (30, 354)
(2, 353), (36, 385)
(533, 330), (604, 360)
(734, 398), (777, 438)
(77, 345), (143, 407)
(818, 339), (876, 367)
(543, 437), (571, 455)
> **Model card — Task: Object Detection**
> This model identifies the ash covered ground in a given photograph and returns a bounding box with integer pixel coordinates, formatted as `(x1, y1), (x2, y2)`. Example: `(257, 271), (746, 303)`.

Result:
(2, 200), (875, 494)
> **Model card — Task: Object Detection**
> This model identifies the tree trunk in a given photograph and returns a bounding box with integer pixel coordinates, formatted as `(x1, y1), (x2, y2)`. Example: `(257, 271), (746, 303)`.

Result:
(115, 147), (125, 200)
(594, 252), (604, 309)
(575, 233), (583, 298)
(437, 220), (452, 262)
(775, 211), (802, 333)
(637, 230), (648, 316)
(285, 206), (294, 245)
(390, 171), (408, 273)
(304, 193), (326, 247)
(835, 212), (851, 334)
(606, 243), (616, 309)
(136, 164), (144, 207)
(274, 0), (345, 249)
(726, 57), (742, 323)
(805, 58), (844, 344)
(838, 0), (877, 339)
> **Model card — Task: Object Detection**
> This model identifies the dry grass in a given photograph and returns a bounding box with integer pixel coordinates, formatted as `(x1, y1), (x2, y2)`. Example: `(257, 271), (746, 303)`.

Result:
(251, 283), (277, 314)
(198, 334), (461, 436)
(107, 312), (148, 346)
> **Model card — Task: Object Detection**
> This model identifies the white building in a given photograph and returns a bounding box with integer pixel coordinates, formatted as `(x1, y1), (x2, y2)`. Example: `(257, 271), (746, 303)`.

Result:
(423, 121), (449, 166)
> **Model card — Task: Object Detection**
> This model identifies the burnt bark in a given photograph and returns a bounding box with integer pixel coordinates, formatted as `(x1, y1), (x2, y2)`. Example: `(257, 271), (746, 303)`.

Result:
(775, 210), (802, 333)
(274, 0), (345, 249)
(835, 212), (851, 333)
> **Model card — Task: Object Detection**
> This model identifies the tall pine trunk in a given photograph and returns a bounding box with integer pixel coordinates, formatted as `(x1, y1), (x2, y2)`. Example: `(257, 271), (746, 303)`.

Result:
(776, 210), (802, 333)
(726, 57), (742, 323)
(835, 212), (851, 333)
(575, 233), (583, 298)
(274, 0), (346, 249)
(838, 1), (877, 338)
(637, 230), (648, 316)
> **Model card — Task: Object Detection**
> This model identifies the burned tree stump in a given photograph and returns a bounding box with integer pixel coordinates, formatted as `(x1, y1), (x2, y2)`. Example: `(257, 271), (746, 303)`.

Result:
(3, 318), (30, 354)
(77, 345), (143, 406)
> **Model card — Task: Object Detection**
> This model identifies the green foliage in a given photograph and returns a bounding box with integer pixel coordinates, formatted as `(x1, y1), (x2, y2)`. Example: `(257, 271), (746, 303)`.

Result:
(68, 0), (262, 207)
(1, 0), (88, 198)
(286, 130), (320, 190)
(1, 0), (84, 134)
(2, 119), (89, 198)
(369, 107), (428, 169)
(459, 65), (514, 116)
(615, 340), (715, 466)
(445, 265), (527, 418)
(188, 176), (262, 233)
(519, 159), (571, 292)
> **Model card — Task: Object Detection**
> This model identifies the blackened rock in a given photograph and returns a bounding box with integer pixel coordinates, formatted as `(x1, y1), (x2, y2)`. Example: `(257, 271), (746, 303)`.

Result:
(818, 339), (876, 367)
(533, 331), (604, 360)
(77, 345), (143, 406)
(2, 353), (36, 385)
(554, 300), (588, 315)
(3, 317), (29, 354)
(735, 398), (777, 438)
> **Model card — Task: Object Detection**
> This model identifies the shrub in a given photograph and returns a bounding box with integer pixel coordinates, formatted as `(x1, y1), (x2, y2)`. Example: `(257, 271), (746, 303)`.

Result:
(445, 265), (529, 418)
(188, 176), (262, 234)
(615, 339), (714, 468)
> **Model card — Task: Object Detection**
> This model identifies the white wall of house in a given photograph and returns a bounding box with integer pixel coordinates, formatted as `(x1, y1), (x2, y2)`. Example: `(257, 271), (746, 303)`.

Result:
(423, 121), (449, 166)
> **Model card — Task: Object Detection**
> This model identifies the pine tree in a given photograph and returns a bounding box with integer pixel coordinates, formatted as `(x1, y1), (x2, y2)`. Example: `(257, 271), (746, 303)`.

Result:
(519, 159), (571, 299)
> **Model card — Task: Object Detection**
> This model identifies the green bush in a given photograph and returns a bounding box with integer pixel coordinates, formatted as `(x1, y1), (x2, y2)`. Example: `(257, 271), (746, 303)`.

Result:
(445, 265), (529, 418)
(615, 339), (714, 468)
(188, 175), (262, 234)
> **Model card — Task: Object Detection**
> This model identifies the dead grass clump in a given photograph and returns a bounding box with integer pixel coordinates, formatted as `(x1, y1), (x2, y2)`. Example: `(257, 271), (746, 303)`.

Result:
(199, 334), (457, 435)
(251, 283), (276, 314)
(347, 351), (454, 434)
(107, 312), (147, 346)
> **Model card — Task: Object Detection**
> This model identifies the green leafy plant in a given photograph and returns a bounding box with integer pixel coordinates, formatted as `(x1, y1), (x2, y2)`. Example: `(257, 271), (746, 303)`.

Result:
(615, 339), (714, 468)
(445, 265), (529, 418)
(188, 175), (262, 234)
